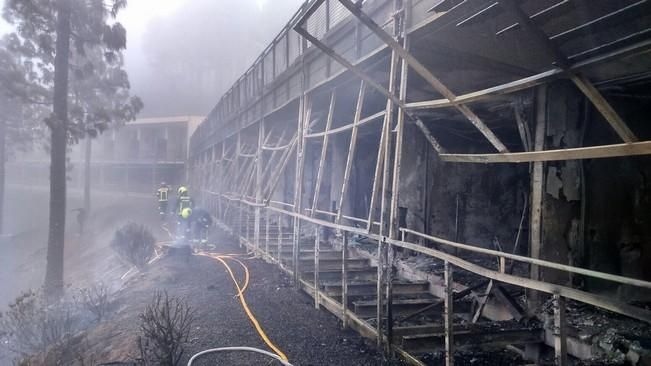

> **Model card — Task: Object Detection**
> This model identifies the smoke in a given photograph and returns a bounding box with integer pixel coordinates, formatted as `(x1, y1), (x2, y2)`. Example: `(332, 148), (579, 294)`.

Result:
(121, 0), (304, 117)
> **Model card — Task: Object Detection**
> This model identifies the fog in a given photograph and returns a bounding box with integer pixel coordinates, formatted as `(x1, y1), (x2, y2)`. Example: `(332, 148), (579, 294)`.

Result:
(119, 0), (304, 117)
(1, 0), (303, 117)
(0, 0), (304, 309)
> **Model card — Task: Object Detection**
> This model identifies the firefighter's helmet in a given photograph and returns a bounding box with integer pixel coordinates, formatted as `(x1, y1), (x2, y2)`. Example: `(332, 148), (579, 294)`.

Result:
(178, 186), (188, 195)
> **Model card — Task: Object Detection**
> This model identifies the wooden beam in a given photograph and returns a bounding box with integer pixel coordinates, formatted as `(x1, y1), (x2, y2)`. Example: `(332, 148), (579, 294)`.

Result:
(263, 134), (298, 203)
(497, 0), (637, 143)
(471, 280), (493, 323)
(380, 49), (398, 238)
(494, 285), (524, 321)
(367, 110), (388, 232)
(278, 213), (283, 263)
(260, 129), (289, 185)
(387, 238), (651, 325)
(570, 74), (637, 142)
(554, 294), (568, 366)
(337, 0), (508, 153)
(399, 280), (489, 323)
(310, 90), (337, 217)
(336, 81), (366, 225)
(293, 95), (311, 284)
(254, 121), (266, 252)
(293, 26), (402, 111)
(342, 232), (349, 329)
(514, 101), (532, 152)
(439, 141), (651, 163)
(376, 238), (387, 349)
(390, 10), (411, 239)
(304, 110), (384, 139)
(261, 205), (651, 324)
(414, 118), (445, 154)
(444, 260), (454, 366)
(367, 46), (398, 234)
(402, 38), (651, 121)
(265, 209), (270, 255)
(315, 227), (321, 309)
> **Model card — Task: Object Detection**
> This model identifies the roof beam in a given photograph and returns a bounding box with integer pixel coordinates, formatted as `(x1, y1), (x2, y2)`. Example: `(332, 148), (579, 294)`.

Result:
(336, 0), (508, 153)
(497, 0), (638, 142)
(440, 140), (651, 164)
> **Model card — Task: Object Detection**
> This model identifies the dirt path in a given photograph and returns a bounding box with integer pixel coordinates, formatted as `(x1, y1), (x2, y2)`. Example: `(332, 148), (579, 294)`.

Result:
(82, 228), (395, 365)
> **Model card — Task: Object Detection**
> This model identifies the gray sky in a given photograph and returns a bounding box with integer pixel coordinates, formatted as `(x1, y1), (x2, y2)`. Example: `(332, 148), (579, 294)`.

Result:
(1, 0), (302, 117)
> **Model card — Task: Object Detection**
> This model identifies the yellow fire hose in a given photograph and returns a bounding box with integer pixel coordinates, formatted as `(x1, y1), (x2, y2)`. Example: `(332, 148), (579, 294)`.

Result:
(159, 223), (289, 363)
(196, 251), (289, 362)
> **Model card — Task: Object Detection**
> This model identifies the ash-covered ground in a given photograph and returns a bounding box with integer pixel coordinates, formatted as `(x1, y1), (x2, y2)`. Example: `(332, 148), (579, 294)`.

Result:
(73, 229), (393, 365)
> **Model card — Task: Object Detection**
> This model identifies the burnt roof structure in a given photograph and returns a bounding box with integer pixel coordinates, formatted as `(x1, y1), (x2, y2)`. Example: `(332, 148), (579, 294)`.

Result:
(189, 1), (651, 364)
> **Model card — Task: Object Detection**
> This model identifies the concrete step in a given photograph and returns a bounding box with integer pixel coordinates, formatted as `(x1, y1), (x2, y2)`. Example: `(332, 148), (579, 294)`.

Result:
(261, 235), (295, 240)
(323, 280), (430, 297)
(268, 241), (333, 249)
(293, 258), (370, 271)
(353, 297), (439, 318)
(399, 326), (544, 355)
(302, 268), (377, 282)
(272, 250), (344, 260)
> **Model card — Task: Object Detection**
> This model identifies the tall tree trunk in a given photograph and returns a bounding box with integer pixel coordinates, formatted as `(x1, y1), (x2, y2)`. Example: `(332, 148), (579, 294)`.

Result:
(83, 137), (91, 213)
(44, 0), (72, 300)
(0, 118), (6, 235)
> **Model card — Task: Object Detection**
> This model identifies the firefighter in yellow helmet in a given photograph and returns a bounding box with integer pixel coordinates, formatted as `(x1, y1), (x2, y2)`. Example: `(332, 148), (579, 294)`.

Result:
(174, 185), (193, 216)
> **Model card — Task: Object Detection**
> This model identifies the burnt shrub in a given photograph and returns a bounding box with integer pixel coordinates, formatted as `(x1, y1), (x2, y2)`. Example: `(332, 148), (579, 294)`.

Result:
(0, 290), (78, 357)
(111, 223), (156, 268)
(138, 291), (195, 366)
(79, 282), (111, 323)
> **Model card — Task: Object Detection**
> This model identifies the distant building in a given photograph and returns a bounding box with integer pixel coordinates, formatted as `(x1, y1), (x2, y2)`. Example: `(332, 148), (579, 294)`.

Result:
(7, 116), (203, 193)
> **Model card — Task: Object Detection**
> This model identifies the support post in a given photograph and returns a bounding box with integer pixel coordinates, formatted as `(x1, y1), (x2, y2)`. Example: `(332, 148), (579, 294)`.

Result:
(336, 81), (366, 225)
(342, 231), (349, 328)
(278, 213), (283, 264)
(311, 90), (336, 217)
(382, 46), (400, 355)
(265, 208), (270, 256)
(254, 121), (265, 252)
(376, 237), (387, 349)
(314, 226), (320, 309)
(263, 133), (297, 203)
(260, 129), (289, 185)
(246, 210), (250, 246)
(529, 85), (547, 308)
(367, 112), (388, 231)
(444, 260), (454, 366)
(525, 85), (547, 363)
(554, 294), (568, 366)
(293, 96), (311, 285)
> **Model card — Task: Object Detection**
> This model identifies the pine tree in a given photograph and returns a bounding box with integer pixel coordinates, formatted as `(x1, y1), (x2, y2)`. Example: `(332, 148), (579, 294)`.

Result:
(2, 0), (140, 299)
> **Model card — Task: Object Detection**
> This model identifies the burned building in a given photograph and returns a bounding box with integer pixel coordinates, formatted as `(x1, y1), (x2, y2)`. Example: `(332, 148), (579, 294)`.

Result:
(8, 116), (202, 192)
(189, 0), (651, 364)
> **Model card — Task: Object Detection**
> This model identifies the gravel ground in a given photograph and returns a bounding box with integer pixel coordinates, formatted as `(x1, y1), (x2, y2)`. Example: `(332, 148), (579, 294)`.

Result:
(86, 228), (396, 365)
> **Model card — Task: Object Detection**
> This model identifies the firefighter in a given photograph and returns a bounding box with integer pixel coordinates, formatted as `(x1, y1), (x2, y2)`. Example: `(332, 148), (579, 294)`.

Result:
(175, 185), (193, 216)
(178, 207), (193, 240)
(190, 207), (213, 245)
(155, 182), (170, 219)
